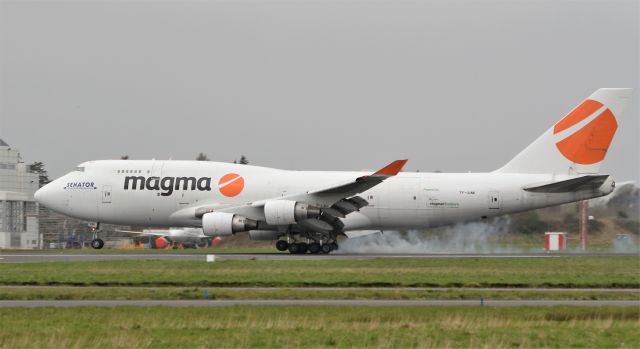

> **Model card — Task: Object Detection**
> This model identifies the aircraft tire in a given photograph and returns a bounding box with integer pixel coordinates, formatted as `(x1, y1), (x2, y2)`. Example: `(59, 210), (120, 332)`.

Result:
(297, 242), (308, 254)
(330, 242), (338, 251)
(321, 244), (332, 254)
(308, 242), (321, 254)
(275, 240), (288, 251)
(288, 243), (300, 254)
(91, 238), (104, 249)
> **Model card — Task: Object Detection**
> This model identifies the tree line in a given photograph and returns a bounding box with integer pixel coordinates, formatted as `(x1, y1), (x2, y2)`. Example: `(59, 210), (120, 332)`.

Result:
(121, 153), (248, 164)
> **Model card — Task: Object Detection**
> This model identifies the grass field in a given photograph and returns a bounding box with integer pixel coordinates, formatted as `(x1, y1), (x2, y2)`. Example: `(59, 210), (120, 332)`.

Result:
(0, 257), (637, 348)
(1, 286), (638, 301)
(0, 306), (637, 348)
(0, 257), (637, 288)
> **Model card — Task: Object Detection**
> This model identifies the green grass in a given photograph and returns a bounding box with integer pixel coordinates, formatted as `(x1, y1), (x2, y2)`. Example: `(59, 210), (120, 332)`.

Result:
(0, 306), (637, 348)
(0, 286), (638, 301)
(0, 257), (638, 288)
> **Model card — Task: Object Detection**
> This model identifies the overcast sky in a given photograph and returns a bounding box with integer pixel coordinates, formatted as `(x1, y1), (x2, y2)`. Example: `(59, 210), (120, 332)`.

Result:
(1, 0), (638, 181)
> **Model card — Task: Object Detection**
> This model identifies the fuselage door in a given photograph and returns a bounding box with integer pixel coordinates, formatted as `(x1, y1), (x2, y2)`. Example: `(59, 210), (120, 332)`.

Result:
(488, 190), (501, 209)
(102, 185), (112, 204)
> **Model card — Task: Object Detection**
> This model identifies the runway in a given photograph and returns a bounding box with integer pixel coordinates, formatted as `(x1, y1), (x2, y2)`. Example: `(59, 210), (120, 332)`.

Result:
(0, 299), (637, 307)
(1, 252), (637, 263)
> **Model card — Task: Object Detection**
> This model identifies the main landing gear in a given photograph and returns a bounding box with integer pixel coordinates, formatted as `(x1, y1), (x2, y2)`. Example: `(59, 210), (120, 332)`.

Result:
(275, 238), (339, 254)
(90, 222), (104, 249)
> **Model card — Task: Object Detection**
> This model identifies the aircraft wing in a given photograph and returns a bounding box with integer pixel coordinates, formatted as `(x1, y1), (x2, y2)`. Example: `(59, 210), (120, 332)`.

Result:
(209, 159), (408, 233)
(252, 159), (408, 208)
(115, 229), (169, 237)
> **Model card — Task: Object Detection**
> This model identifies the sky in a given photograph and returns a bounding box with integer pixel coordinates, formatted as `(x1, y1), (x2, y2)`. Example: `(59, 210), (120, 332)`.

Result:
(1, 0), (638, 181)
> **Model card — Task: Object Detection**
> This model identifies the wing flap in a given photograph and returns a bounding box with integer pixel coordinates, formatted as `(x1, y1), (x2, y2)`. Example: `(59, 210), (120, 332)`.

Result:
(344, 230), (381, 239)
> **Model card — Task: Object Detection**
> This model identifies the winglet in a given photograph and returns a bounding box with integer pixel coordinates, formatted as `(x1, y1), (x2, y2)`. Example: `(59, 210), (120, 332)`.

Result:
(373, 159), (408, 176)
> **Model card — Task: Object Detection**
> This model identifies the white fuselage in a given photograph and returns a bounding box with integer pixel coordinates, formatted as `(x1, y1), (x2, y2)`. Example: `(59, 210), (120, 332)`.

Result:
(36, 160), (614, 232)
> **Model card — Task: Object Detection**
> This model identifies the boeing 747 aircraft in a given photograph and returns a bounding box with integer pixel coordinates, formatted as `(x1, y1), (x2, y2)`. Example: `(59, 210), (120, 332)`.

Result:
(35, 88), (631, 253)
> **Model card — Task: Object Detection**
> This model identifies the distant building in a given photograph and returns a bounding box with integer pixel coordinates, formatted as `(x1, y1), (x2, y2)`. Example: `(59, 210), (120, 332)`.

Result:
(0, 139), (39, 249)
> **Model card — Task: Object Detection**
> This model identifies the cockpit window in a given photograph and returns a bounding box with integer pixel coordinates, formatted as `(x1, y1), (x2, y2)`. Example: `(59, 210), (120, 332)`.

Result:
(75, 166), (85, 172)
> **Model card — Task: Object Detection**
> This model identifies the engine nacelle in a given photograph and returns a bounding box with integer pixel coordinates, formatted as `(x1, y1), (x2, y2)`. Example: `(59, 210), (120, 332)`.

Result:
(154, 237), (169, 249)
(202, 212), (257, 237)
(248, 230), (281, 241)
(263, 200), (321, 225)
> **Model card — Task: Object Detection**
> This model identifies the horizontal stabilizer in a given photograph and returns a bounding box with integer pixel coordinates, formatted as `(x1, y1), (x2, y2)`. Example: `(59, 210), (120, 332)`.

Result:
(523, 175), (610, 193)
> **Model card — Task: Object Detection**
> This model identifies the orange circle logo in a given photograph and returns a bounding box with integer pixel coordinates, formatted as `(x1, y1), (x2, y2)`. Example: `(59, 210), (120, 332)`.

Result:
(218, 173), (244, 197)
(553, 99), (617, 165)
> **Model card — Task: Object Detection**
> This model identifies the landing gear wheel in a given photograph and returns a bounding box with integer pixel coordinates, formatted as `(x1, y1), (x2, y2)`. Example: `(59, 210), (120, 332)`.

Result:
(288, 243), (300, 254)
(321, 244), (332, 254)
(275, 240), (289, 251)
(330, 242), (338, 251)
(297, 243), (308, 254)
(308, 242), (321, 254)
(90, 238), (104, 249)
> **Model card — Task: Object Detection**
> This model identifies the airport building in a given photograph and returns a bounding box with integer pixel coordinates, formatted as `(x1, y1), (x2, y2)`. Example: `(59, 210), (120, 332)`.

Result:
(0, 139), (40, 249)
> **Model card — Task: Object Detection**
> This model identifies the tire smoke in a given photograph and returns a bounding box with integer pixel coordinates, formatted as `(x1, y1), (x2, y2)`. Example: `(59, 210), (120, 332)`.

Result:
(338, 217), (517, 254)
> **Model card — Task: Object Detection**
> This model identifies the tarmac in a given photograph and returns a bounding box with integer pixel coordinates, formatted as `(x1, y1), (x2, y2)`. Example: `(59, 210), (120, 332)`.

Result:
(0, 299), (637, 307)
(0, 252), (637, 263)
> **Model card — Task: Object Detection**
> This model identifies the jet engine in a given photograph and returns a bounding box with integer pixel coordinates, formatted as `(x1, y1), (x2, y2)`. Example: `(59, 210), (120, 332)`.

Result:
(154, 237), (169, 249)
(202, 212), (258, 237)
(263, 200), (321, 225)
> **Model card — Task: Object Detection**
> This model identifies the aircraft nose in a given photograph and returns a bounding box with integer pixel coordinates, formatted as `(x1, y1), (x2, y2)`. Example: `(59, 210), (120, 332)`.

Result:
(33, 187), (43, 203)
(34, 182), (57, 208)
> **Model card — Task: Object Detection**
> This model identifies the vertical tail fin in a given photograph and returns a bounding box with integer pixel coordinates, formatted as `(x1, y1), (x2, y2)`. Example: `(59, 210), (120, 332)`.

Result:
(496, 88), (632, 175)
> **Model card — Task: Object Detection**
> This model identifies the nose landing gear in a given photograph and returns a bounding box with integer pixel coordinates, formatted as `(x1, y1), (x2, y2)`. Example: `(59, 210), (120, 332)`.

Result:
(90, 238), (104, 249)
(90, 222), (104, 249)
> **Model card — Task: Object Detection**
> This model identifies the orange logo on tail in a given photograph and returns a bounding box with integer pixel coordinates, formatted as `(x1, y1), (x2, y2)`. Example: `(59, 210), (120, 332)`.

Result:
(553, 99), (617, 165)
(218, 173), (244, 197)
